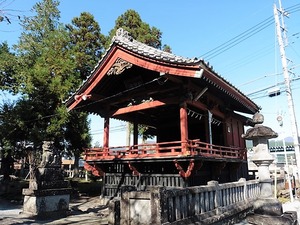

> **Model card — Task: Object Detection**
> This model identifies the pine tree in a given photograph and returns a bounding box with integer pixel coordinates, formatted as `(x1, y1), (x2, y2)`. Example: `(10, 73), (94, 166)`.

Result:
(7, 0), (91, 161)
(107, 9), (163, 49)
(66, 12), (106, 80)
(0, 42), (18, 93)
(65, 12), (106, 175)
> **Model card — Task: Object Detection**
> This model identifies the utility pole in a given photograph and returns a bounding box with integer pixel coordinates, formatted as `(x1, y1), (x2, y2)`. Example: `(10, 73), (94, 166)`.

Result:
(273, 2), (300, 182)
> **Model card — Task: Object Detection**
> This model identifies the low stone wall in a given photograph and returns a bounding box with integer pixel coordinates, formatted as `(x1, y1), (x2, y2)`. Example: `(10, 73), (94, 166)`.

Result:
(117, 178), (261, 225)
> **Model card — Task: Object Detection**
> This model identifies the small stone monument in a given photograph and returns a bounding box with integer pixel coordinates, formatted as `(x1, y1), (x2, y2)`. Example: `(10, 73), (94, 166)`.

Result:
(22, 141), (71, 218)
(242, 113), (298, 224)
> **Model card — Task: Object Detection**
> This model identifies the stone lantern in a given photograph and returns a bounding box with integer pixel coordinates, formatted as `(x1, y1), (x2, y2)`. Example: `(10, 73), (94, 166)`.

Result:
(242, 112), (277, 198)
(242, 113), (298, 224)
(242, 113), (280, 215)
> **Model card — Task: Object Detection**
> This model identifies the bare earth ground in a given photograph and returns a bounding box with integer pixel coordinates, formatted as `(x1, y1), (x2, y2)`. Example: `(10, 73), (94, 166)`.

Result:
(0, 196), (109, 225)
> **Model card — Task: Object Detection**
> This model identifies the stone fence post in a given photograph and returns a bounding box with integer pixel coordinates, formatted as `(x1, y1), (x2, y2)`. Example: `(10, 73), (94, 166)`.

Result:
(119, 186), (165, 225)
(239, 178), (248, 202)
(207, 180), (221, 215)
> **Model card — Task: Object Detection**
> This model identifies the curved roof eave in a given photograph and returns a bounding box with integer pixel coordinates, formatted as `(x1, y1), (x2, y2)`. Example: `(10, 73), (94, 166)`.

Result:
(198, 61), (260, 114)
(65, 28), (202, 108)
(65, 28), (260, 114)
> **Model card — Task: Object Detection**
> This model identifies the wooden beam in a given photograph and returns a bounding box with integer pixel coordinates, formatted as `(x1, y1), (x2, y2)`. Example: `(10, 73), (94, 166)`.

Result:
(187, 100), (224, 119)
(111, 98), (178, 116)
(163, 74), (183, 84)
(106, 85), (179, 106)
(89, 93), (105, 101)
(112, 100), (165, 116)
(114, 112), (158, 128)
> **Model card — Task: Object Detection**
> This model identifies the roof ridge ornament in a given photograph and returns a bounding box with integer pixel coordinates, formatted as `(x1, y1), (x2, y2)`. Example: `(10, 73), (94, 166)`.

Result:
(113, 28), (133, 42)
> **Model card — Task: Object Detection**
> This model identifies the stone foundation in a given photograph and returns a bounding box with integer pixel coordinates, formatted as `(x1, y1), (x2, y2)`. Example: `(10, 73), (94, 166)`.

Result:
(22, 188), (71, 217)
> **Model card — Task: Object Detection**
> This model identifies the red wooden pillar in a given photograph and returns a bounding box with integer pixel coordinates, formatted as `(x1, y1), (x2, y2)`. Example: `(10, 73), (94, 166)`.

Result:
(103, 117), (110, 155)
(180, 103), (188, 154)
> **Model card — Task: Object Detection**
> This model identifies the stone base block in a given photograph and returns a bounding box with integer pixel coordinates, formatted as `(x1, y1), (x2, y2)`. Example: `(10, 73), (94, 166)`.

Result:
(23, 194), (70, 217)
(247, 212), (298, 225)
(99, 196), (112, 205)
(253, 198), (283, 216)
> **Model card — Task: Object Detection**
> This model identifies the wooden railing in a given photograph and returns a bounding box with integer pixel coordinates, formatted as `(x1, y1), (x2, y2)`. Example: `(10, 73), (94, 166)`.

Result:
(189, 139), (247, 159)
(118, 178), (261, 225)
(84, 139), (247, 161)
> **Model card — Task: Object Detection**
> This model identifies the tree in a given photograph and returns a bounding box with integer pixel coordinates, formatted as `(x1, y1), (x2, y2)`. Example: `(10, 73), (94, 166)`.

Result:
(107, 9), (165, 49)
(15, 31), (77, 141)
(65, 111), (91, 176)
(3, 0), (91, 170)
(66, 12), (107, 80)
(0, 42), (18, 93)
(0, 101), (17, 181)
(0, 0), (69, 173)
(162, 44), (172, 53)
(65, 12), (106, 176)
(0, 99), (34, 181)
(0, 98), (40, 178)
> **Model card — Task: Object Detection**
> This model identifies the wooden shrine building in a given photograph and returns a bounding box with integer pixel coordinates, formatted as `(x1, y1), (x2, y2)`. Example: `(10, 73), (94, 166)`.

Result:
(66, 28), (260, 198)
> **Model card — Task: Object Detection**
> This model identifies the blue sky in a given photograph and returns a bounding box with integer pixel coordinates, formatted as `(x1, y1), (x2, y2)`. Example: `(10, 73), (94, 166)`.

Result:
(1, 0), (300, 146)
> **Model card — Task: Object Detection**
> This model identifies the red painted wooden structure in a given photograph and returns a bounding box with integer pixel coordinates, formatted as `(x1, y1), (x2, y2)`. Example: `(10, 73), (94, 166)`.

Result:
(66, 28), (260, 198)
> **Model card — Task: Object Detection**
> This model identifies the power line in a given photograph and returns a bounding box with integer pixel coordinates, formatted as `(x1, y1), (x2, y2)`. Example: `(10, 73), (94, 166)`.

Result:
(90, 125), (126, 135)
(238, 71), (283, 88)
(200, 16), (274, 60)
(250, 85), (300, 100)
(90, 128), (126, 136)
(200, 3), (300, 61)
(247, 76), (300, 98)
(286, 3), (300, 14)
(221, 43), (275, 75)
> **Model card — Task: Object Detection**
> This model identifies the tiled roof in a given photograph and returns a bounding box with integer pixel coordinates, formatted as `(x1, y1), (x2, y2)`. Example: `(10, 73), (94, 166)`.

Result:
(111, 28), (201, 65)
(66, 28), (260, 113)
(111, 29), (259, 112)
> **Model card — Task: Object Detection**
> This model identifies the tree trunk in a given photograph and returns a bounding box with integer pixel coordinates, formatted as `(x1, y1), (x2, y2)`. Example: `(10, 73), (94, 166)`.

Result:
(1, 153), (14, 181)
(73, 153), (80, 177)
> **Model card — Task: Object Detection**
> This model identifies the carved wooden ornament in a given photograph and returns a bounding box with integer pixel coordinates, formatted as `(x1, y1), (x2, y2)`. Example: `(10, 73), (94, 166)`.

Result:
(107, 58), (133, 75)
